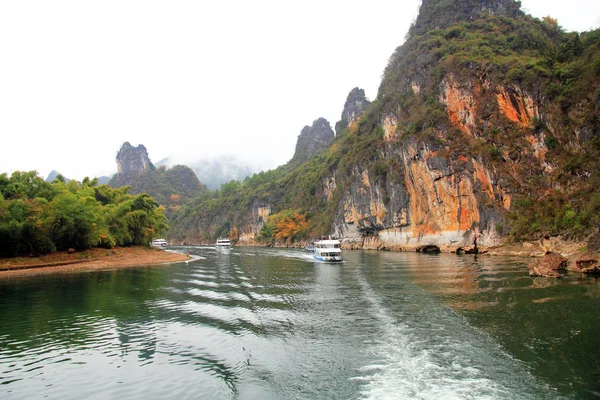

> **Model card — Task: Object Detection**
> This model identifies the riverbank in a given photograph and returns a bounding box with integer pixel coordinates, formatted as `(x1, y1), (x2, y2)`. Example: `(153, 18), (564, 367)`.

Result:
(174, 236), (587, 258)
(0, 247), (190, 279)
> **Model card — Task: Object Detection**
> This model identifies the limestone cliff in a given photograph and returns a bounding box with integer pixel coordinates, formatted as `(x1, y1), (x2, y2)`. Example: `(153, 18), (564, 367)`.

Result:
(335, 88), (371, 133)
(412, 0), (522, 34)
(324, 0), (599, 250)
(291, 118), (334, 164)
(115, 142), (154, 175)
(109, 143), (205, 210)
(168, 0), (600, 250)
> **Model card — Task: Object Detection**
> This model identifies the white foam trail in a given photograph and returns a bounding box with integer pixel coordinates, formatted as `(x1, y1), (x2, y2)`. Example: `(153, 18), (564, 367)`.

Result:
(352, 272), (546, 400)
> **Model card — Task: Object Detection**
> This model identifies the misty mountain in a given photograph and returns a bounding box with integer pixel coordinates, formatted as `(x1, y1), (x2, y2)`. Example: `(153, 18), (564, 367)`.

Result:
(156, 156), (262, 190)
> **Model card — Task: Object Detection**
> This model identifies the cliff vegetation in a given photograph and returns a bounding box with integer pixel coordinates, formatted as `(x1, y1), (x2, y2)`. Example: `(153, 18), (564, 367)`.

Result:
(169, 0), (600, 249)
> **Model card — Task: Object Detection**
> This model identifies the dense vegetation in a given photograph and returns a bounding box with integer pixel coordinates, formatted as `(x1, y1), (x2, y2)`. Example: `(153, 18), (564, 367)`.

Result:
(0, 171), (168, 257)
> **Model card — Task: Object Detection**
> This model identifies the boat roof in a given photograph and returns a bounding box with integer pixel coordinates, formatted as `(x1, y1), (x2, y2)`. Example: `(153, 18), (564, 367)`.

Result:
(315, 238), (340, 243)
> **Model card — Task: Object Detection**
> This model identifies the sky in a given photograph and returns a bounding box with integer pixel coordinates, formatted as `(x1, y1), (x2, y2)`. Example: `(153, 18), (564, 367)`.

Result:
(1, 1), (599, 182)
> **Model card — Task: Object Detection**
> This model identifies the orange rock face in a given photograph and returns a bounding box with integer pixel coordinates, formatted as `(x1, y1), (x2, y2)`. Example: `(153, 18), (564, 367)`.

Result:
(496, 86), (536, 127)
(439, 76), (478, 135)
(403, 144), (480, 236)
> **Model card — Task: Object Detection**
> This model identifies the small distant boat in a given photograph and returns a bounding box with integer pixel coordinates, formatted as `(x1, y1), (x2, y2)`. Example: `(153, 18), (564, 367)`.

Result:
(304, 243), (315, 252)
(313, 237), (342, 262)
(215, 237), (232, 247)
(151, 238), (168, 248)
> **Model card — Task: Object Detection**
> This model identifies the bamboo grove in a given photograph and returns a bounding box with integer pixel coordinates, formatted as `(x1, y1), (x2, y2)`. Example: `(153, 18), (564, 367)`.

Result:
(0, 171), (168, 257)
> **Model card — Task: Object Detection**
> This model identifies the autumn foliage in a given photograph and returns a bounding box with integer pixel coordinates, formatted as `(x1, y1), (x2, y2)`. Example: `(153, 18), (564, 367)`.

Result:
(260, 210), (309, 244)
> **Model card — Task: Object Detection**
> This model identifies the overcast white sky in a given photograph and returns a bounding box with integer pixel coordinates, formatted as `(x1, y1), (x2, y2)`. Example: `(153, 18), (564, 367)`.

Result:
(1, 0), (599, 181)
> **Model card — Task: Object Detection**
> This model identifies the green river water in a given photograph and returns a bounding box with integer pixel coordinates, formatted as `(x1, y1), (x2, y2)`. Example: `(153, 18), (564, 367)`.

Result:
(1, 247), (599, 399)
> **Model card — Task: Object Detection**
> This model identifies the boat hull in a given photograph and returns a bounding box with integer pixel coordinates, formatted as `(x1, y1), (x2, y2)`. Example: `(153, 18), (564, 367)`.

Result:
(313, 254), (343, 262)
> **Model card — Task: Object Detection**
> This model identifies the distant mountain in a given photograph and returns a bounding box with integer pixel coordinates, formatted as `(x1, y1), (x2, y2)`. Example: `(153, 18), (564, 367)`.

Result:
(45, 170), (111, 185)
(156, 156), (262, 190)
(45, 170), (70, 183)
(108, 142), (206, 211)
(97, 176), (111, 185)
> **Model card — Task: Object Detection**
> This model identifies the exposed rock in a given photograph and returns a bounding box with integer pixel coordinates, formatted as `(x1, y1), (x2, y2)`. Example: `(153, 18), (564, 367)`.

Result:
(238, 199), (273, 246)
(336, 88), (371, 132)
(573, 232), (600, 274)
(496, 85), (536, 127)
(575, 255), (600, 274)
(528, 252), (568, 278)
(587, 231), (600, 253)
(465, 247), (479, 254)
(116, 142), (154, 175)
(416, 245), (441, 254)
(412, 0), (522, 35)
(291, 118), (334, 164)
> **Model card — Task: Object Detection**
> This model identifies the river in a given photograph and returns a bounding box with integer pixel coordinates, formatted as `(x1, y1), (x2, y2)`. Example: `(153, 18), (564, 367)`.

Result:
(1, 247), (599, 399)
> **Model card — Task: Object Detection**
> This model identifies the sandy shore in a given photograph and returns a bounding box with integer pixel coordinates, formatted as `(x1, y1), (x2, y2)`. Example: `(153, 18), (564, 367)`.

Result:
(0, 247), (190, 279)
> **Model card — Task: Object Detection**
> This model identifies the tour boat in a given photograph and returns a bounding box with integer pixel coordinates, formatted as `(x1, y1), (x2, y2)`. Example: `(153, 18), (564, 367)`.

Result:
(215, 237), (232, 247)
(151, 238), (168, 247)
(313, 237), (343, 262)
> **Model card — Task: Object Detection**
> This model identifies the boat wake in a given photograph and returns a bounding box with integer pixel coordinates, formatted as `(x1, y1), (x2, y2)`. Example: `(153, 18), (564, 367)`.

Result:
(352, 271), (557, 400)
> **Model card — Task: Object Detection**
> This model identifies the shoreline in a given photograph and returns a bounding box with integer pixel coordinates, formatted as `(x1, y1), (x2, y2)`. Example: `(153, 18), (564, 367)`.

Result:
(174, 238), (587, 258)
(0, 247), (190, 279)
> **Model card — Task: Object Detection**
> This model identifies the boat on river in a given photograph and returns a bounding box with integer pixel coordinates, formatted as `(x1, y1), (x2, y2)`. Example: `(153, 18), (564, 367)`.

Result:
(215, 237), (232, 248)
(313, 237), (342, 262)
(151, 238), (168, 247)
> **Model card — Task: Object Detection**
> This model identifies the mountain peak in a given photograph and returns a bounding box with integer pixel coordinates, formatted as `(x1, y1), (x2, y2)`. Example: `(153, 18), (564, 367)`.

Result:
(116, 142), (155, 175)
(412, 0), (523, 34)
(342, 88), (370, 124)
(291, 118), (334, 164)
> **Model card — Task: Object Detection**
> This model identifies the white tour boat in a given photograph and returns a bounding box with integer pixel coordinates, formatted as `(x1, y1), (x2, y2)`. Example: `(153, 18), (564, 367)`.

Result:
(313, 237), (343, 262)
(215, 237), (232, 247)
(151, 238), (168, 248)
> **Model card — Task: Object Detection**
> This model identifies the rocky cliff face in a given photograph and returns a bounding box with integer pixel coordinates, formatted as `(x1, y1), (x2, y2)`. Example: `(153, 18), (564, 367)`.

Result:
(412, 0), (522, 34)
(291, 118), (334, 164)
(115, 142), (154, 175)
(321, 0), (599, 251)
(336, 88), (371, 133)
(238, 199), (273, 245)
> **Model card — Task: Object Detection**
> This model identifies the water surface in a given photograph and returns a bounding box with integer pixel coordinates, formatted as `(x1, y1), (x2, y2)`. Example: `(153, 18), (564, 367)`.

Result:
(1, 247), (599, 399)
